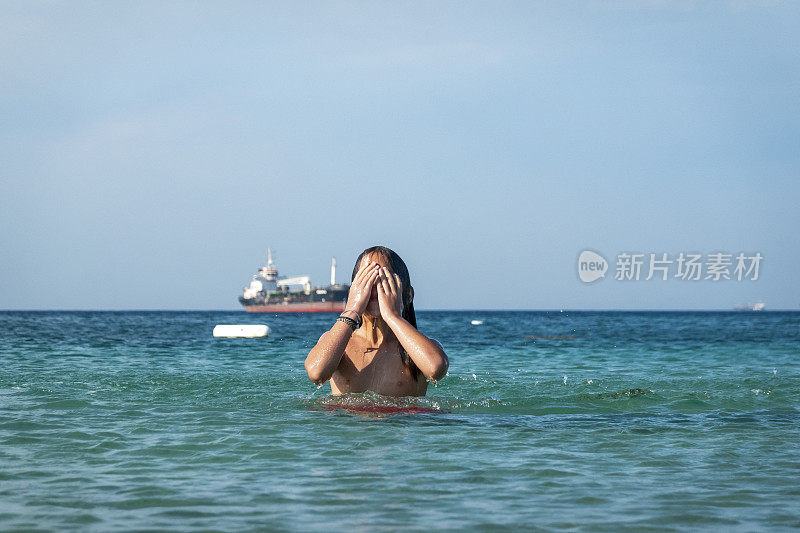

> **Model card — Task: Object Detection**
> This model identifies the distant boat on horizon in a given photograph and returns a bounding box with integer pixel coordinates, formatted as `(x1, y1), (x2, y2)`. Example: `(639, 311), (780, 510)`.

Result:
(238, 249), (349, 313)
(734, 302), (765, 311)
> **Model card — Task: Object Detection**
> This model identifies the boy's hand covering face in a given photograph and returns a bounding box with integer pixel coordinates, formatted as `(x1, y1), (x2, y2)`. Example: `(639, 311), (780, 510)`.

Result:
(345, 259), (381, 314)
(376, 266), (404, 319)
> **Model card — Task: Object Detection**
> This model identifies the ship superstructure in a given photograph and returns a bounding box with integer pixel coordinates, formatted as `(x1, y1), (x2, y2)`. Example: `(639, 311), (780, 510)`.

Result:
(239, 249), (350, 313)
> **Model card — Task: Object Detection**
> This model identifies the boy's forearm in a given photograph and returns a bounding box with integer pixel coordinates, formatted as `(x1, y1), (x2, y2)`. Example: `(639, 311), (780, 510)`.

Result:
(384, 314), (448, 380)
(305, 321), (353, 384)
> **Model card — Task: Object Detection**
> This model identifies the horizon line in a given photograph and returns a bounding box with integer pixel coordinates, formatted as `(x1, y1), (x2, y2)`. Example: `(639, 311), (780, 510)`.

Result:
(1, 308), (797, 313)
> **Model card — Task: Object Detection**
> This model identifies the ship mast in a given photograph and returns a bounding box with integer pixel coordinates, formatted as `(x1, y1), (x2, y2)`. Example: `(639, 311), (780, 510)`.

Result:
(330, 257), (336, 286)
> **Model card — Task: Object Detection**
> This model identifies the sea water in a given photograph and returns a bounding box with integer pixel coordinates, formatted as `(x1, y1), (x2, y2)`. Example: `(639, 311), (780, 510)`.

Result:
(0, 311), (798, 531)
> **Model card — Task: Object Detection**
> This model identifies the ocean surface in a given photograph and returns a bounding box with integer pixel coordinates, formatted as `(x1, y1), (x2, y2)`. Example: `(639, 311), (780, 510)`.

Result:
(0, 310), (798, 531)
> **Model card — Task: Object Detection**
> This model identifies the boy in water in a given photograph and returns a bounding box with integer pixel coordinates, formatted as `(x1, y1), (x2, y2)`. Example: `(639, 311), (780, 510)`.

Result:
(304, 246), (448, 397)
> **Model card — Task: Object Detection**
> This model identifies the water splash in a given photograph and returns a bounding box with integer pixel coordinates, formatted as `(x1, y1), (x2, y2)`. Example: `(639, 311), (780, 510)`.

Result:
(302, 391), (451, 417)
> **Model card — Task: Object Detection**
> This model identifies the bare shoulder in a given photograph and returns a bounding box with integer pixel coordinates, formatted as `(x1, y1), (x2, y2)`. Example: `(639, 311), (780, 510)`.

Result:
(432, 338), (445, 351)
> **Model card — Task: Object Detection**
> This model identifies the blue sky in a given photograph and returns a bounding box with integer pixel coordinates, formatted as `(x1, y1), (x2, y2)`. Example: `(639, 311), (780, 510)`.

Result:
(1, 1), (798, 310)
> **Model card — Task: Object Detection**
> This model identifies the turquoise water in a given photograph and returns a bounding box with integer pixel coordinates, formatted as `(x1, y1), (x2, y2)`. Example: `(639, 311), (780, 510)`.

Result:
(1, 311), (798, 531)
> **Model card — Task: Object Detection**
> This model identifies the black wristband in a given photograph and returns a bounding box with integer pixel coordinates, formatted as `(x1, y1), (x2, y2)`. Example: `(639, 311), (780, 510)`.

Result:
(336, 316), (358, 330)
(341, 308), (362, 328)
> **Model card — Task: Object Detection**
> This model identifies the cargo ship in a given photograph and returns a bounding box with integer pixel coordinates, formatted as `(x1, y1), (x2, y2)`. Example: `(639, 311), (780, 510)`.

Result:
(239, 249), (350, 313)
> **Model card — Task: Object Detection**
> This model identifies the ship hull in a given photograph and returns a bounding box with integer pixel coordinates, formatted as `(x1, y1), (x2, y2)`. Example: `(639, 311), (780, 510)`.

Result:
(243, 301), (346, 313)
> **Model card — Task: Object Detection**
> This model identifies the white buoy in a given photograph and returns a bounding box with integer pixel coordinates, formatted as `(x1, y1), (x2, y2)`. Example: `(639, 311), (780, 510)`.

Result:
(471, 320), (483, 325)
(213, 325), (270, 338)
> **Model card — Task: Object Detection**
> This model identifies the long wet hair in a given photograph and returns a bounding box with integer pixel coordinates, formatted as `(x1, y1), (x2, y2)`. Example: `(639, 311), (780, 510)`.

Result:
(351, 246), (421, 381)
